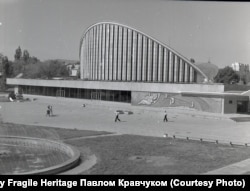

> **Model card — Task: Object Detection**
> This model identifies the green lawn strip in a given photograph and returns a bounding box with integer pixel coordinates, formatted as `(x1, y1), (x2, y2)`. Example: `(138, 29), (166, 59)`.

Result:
(65, 134), (250, 174)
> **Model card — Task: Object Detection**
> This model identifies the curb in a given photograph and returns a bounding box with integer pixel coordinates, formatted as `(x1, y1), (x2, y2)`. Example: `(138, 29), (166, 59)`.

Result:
(163, 134), (250, 147)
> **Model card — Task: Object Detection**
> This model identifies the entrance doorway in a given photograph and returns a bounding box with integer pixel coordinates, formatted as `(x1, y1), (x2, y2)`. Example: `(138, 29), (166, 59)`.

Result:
(56, 89), (65, 97)
(237, 101), (248, 113)
(91, 91), (100, 100)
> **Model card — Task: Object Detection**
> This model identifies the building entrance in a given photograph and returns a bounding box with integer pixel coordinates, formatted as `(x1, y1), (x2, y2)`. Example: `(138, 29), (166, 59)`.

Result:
(237, 101), (248, 113)
(56, 89), (65, 97)
(91, 91), (100, 100)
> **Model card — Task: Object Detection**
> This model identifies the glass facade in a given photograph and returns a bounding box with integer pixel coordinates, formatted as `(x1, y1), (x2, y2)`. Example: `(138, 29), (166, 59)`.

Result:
(19, 85), (131, 103)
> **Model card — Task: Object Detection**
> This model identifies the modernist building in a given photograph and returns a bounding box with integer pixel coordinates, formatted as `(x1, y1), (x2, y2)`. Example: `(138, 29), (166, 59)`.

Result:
(79, 22), (208, 83)
(7, 22), (250, 113)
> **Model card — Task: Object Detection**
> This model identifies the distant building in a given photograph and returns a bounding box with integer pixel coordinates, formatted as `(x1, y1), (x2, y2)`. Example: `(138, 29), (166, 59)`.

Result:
(231, 62), (249, 73)
(66, 64), (80, 77)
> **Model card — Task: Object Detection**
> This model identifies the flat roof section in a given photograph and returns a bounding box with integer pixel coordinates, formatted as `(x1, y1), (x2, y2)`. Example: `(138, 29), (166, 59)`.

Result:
(180, 91), (249, 99)
(7, 78), (225, 94)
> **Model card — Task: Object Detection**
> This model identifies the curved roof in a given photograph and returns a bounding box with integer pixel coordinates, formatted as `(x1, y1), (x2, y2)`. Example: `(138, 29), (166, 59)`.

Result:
(79, 22), (208, 80)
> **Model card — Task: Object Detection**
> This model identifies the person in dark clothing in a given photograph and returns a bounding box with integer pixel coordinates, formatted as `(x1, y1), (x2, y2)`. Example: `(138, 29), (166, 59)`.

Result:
(163, 111), (168, 122)
(49, 105), (53, 116)
(46, 108), (50, 117)
(115, 111), (121, 122)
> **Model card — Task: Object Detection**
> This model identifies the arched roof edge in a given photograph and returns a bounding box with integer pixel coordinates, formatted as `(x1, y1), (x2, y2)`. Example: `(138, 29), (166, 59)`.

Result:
(79, 22), (208, 80)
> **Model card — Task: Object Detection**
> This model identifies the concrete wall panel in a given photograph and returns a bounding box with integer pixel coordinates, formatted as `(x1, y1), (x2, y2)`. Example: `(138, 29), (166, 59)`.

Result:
(105, 24), (110, 80)
(184, 62), (190, 83)
(101, 24), (106, 80)
(122, 28), (128, 81)
(131, 91), (223, 113)
(147, 39), (152, 82)
(127, 29), (132, 81)
(117, 26), (123, 80)
(108, 25), (114, 80)
(152, 42), (158, 82)
(132, 31), (137, 81)
(137, 34), (142, 81)
(163, 49), (169, 82)
(157, 45), (163, 82)
(174, 55), (179, 83)
(112, 25), (118, 81)
(179, 59), (184, 82)
(142, 36), (147, 81)
(168, 52), (174, 82)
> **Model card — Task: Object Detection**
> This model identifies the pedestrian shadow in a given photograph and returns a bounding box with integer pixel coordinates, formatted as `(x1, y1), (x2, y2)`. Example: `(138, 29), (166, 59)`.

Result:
(49, 114), (58, 117)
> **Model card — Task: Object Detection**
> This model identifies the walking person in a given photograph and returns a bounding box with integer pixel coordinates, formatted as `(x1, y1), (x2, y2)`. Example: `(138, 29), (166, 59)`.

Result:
(115, 111), (121, 122)
(46, 106), (50, 117)
(163, 111), (168, 122)
(49, 105), (53, 116)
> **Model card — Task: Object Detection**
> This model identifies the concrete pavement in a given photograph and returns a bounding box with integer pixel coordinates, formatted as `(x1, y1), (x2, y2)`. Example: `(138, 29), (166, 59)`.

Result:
(1, 95), (250, 145)
(1, 95), (250, 174)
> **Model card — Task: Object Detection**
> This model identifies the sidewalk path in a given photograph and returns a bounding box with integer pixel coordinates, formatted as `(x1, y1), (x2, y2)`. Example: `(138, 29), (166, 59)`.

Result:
(204, 158), (250, 174)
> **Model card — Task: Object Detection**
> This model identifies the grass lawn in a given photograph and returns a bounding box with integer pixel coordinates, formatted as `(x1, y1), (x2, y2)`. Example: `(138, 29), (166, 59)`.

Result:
(1, 122), (250, 174)
(66, 135), (250, 174)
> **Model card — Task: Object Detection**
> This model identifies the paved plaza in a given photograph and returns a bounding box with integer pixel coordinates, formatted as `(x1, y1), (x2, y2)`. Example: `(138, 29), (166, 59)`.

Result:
(1, 95), (250, 145)
(1, 95), (250, 174)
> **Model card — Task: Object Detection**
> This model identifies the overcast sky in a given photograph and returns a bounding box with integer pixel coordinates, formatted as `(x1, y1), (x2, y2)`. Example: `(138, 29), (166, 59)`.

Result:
(1, 0), (250, 67)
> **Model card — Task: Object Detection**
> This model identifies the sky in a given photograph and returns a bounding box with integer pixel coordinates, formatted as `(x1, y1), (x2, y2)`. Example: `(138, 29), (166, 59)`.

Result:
(0, 0), (250, 68)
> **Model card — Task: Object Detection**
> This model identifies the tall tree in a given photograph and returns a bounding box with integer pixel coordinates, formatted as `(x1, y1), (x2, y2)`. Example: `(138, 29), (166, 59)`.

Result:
(31, 60), (69, 79)
(14, 46), (22, 60)
(214, 66), (239, 84)
(2, 56), (10, 77)
(23, 50), (30, 62)
(0, 56), (10, 90)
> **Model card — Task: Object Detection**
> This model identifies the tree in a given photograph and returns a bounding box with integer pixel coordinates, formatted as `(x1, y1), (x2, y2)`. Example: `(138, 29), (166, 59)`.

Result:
(0, 56), (10, 90)
(30, 56), (39, 64)
(214, 66), (239, 84)
(27, 60), (70, 79)
(23, 50), (30, 62)
(190, 58), (195, 63)
(22, 62), (41, 78)
(0, 53), (3, 59)
(14, 46), (22, 60)
(2, 56), (10, 77)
